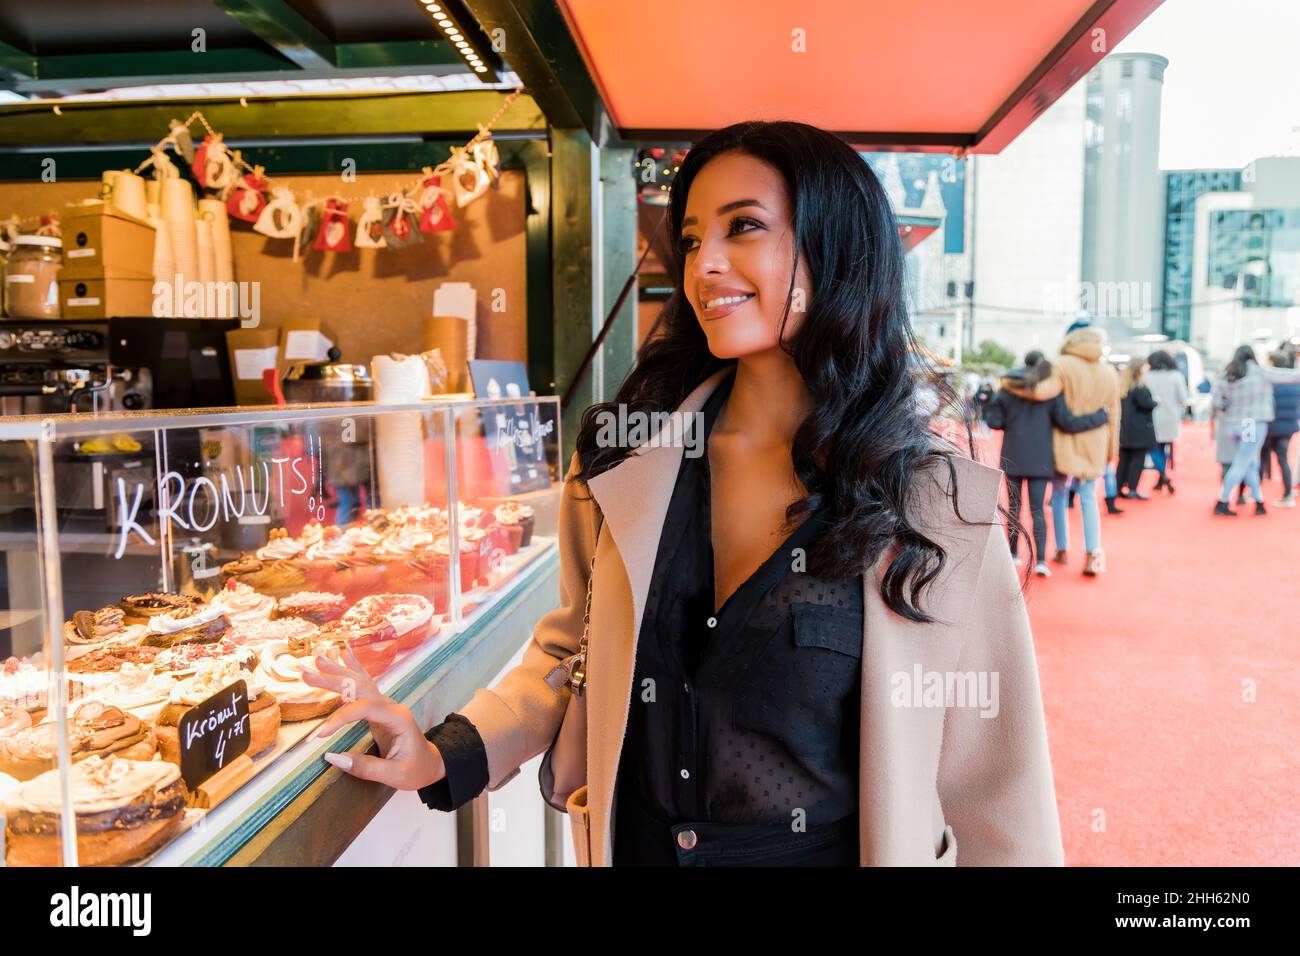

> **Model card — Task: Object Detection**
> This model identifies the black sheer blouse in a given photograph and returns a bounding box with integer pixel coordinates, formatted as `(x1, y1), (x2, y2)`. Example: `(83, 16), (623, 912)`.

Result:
(420, 372), (864, 866)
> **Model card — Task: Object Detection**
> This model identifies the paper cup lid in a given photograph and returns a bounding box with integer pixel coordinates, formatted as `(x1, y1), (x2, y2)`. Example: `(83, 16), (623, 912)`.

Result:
(14, 235), (62, 249)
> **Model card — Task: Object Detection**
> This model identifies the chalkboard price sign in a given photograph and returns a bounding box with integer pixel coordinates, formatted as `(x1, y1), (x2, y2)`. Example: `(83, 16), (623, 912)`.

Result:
(177, 679), (252, 790)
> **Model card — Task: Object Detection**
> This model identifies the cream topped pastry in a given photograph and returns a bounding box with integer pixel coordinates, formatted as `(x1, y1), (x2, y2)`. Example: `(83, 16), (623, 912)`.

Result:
(304, 534), (355, 562)
(297, 520), (326, 547)
(275, 591), (348, 624)
(71, 661), (174, 712)
(210, 580), (277, 624)
(0, 701), (158, 781)
(168, 657), (267, 707)
(374, 526), (434, 557)
(155, 658), (281, 766)
(148, 602), (224, 636)
(153, 639), (257, 679)
(228, 616), (320, 648)
(0, 706), (32, 739)
(0, 657), (47, 714)
(1, 754), (187, 867)
(342, 525), (385, 549)
(254, 641), (340, 720)
(256, 534), (303, 561)
(63, 604), (149, 652)
(345, 594), (437, 652)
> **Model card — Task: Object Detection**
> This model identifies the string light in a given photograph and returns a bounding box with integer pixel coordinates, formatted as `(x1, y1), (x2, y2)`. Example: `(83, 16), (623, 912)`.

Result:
(415, 0), (489, 76)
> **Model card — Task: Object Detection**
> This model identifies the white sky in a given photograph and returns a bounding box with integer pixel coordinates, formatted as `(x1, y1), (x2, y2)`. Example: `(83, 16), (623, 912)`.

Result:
(1113, 0), (1300, 169)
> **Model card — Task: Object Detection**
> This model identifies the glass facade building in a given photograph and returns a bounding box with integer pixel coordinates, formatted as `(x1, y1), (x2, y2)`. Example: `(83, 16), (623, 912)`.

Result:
(1162, 169), (1241, 340)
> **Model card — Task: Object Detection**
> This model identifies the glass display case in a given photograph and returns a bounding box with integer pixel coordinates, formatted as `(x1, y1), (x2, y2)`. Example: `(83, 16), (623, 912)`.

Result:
(0, 396), (561, 866)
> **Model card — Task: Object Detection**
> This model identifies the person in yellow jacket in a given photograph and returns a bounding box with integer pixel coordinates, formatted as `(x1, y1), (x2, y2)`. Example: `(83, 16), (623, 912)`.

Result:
(1002, 325), (1121, 576)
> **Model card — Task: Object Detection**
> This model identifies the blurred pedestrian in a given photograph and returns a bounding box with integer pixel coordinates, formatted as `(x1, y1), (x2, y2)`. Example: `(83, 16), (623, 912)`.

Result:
(1145, 349), (1189, 494)
(1213, 344), (1300, 516)
(1261, 349), (1300, 507)
(1003, 326), (1121, 576)
(984, 351), (1109, 577)
(1117, 359), (1157, 500)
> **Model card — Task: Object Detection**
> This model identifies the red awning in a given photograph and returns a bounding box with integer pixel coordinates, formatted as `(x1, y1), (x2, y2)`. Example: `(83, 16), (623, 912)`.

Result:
(557, 0), (1164, 153)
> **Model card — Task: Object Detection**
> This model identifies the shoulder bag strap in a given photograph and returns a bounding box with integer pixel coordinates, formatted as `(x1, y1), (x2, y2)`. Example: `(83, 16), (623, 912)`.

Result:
(568, 510), (603, 697)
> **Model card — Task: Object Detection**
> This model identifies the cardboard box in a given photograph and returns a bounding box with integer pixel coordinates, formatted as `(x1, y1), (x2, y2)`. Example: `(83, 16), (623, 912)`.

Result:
(60, 202), (156, 279)
(225, 327), (281, 406)
(59, 271), (155, 318)
(277, 317), (337, 377)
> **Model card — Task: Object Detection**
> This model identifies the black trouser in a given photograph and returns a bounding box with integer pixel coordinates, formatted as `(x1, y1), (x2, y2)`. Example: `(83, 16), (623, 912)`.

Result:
(1006, 476), (1048, 561)
(1260, 434), (1293, 495)
(1117, 447), (1150, 493)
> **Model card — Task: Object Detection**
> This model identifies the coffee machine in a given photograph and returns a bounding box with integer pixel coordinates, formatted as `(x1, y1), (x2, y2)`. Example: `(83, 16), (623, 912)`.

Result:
(0, 317), (238, 415)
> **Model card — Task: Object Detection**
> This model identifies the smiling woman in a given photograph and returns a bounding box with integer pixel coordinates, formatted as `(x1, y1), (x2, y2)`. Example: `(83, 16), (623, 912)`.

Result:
(309, 120), (1064, 869)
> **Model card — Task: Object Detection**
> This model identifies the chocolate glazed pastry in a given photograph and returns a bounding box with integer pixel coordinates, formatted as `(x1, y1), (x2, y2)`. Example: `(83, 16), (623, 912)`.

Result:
(0, 701), (158, 781)
(64, 605), (142, 649)
(140, 607), (232, 649)
(119, 592), (202, 626)
(220, 554), (309, 599)
(2, 755), (189, 867)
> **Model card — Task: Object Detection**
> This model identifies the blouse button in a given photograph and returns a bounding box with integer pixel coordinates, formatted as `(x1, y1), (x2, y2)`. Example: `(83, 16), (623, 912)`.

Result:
(677, 829), (698, 850)
(706, 617), (717, 628)
(679, 768), (690, 780)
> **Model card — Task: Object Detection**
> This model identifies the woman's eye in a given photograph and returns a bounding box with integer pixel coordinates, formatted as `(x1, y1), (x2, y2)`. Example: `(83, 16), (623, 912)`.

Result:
(677, 217), (762, 255)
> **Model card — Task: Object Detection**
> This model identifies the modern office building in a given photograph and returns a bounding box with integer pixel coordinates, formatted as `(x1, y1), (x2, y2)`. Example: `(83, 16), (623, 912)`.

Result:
(1181, 156), (1300, 360)
(1163, 169), (1242, 341)
(1080, 52), (1169, 342)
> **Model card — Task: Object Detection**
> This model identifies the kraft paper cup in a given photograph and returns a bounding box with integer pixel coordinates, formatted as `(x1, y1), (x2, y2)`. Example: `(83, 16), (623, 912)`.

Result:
(111, 171), (147, 220)
(161, 177), (195, 221)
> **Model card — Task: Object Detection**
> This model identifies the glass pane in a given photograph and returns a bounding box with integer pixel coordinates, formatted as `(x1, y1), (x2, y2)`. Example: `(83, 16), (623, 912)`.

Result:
(452, 398), (561, 622)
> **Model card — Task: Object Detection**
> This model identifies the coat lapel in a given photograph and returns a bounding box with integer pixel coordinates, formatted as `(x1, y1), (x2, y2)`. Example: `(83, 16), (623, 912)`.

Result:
(584, 367), (733, 640)
(581, 368), (732, 864)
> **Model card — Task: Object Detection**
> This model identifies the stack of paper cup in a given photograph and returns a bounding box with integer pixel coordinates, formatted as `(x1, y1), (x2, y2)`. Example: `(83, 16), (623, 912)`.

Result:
(110, 171), (148, 220)
(371, 354), (431, 508)
(199, 198), (235, 317)
(161, 178), (196, 316)
(150, 217), (175, 316)
(196, 217), (216, 300)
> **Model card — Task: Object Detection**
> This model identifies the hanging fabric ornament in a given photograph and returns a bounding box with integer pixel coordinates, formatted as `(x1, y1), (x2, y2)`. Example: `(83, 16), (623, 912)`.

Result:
(216, 149), (248, 199)
(253, 187), (302, 238)
(380, 193), (423, 249)
(471, 126), (501, 186)
(299, 202), (322, 253)
(448, 146), (491, 207)
(417, 172), (456, 233)
(169, 120), (196, 164)
(191, 134), (239, 192)
(226, 166), (269, 223)
(354, 195), (387, 249)
(313, 198), (352, 253)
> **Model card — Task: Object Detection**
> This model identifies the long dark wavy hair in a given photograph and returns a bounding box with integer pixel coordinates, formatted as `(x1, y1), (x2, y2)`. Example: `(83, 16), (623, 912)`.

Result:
(1224, 344), (1257, 382)
(573, 120), (979, 623)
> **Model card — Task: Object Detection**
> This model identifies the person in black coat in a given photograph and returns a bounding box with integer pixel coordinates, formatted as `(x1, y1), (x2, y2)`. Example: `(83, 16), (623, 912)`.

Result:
(984, 351), (1110, 575)
(1117, 359), (1158, 499)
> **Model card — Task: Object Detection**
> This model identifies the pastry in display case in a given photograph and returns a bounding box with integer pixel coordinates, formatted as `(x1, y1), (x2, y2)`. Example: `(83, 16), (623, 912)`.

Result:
(0, 395), (561, 865)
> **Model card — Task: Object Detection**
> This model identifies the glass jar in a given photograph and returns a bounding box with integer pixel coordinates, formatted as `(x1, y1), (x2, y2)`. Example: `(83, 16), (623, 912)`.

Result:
(4, 235), (62, 319)
(0, 236), (9, 317)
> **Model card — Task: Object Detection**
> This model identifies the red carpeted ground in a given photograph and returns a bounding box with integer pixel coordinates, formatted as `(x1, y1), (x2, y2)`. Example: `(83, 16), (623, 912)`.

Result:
(1000, 422), (1300, 866)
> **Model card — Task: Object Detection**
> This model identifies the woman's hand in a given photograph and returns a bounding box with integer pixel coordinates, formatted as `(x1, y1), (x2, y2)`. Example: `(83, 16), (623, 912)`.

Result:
(301, 648), (445, 791)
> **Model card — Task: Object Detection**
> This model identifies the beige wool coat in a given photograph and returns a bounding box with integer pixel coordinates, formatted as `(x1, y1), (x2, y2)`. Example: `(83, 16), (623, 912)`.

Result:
(456, 369), (1065, 866)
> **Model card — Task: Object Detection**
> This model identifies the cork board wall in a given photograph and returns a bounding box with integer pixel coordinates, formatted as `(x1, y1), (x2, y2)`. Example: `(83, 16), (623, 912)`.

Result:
(0, 168), (529, 365)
